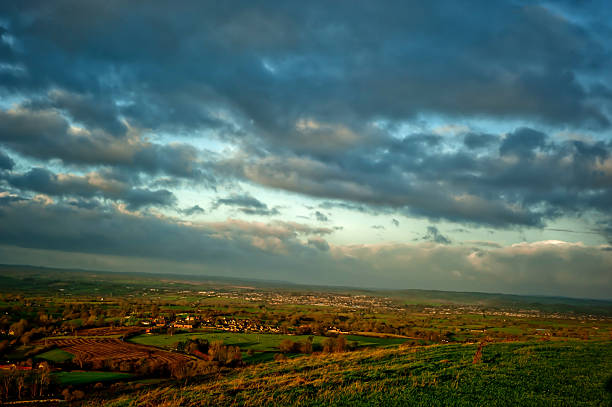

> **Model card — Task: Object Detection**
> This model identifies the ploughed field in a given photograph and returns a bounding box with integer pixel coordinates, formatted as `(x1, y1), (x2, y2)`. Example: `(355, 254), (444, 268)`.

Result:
(39, 337), (192, 367)
(86, 340), (612, 407)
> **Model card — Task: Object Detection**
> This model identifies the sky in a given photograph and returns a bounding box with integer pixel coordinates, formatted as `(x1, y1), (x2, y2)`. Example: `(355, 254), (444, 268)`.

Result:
(0, 1), (611, 299)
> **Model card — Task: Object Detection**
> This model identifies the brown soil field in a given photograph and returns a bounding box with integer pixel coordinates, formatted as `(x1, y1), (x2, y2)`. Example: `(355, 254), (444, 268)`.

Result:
(40, 338), (192, 366)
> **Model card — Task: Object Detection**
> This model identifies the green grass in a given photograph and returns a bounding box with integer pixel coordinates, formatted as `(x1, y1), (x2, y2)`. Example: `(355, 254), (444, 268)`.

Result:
(128, 332), (410, 365)
(53, 371), (133, 385)
(35, 348), (74, 363)
(343, 335), (409, 347)
(130, 332), (302, 351)
(87, 340), (612, 406)
(129, 332), (408, 354)
(488, 327), (525, 335)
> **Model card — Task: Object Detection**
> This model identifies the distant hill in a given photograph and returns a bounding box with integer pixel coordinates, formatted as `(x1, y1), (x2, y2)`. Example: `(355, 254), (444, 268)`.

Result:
(1, 263), (611, 315)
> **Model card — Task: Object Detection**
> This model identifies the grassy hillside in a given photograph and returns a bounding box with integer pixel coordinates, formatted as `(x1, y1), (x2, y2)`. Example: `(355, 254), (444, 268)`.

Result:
(87, 340), (612, 406)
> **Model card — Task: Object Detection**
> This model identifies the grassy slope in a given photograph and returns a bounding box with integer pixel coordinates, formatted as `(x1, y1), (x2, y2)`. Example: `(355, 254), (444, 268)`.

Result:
(89, 340), (612, 406)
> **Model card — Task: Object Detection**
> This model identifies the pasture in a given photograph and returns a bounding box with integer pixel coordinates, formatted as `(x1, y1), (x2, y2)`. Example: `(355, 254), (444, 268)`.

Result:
(53, 371), (133, 385)
(35, 348), (74, 363)
(128, 331), (410, 363)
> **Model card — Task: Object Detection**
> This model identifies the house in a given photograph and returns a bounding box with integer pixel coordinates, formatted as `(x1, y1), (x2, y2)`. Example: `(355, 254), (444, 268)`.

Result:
(171, 322), (194, 329)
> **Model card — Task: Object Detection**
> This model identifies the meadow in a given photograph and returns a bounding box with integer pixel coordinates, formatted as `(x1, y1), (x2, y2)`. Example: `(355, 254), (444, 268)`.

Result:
(129, 331), (410, 363)
(53, 371), (133, 386)
(129, 332), (408, 350)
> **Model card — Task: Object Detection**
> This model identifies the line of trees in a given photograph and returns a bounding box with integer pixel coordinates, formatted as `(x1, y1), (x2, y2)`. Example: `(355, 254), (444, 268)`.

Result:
(279, 336), (359, 355)
(0, 362), (52, 401)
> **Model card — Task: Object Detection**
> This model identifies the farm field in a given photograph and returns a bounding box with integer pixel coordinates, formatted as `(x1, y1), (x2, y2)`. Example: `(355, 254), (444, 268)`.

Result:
(53, 371), (134, 385)
(87, 340), (612, 406)
(39, 338), (193, 368)
(129, 332), (407, 352)
(35, 348), (74, 363)
(129, 331), (412, 364)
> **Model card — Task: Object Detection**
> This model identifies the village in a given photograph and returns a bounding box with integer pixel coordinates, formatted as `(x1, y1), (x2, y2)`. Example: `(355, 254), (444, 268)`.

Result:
(138, 315), (282, 335)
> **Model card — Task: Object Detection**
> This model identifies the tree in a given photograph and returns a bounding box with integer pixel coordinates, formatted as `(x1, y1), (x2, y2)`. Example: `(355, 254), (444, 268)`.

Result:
(208, 342), (242, 366)
(322, 336), (348, 353)
(279, 339), (295, 353)
(299, 340), (313, 354)
(334, 336), (347, 353)
(9, 319), (28, 337)
(16, 373), (25, 400)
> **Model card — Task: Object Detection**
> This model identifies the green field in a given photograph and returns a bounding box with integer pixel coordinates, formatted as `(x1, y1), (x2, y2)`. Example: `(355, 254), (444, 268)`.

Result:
(35, 348), (74, 363)
(130, 332), (407, 352)
(343, 334), (411, 347)
(128, 331), (411, 364)
(53, 371), (133, 385)
(87, 340), (612, 406)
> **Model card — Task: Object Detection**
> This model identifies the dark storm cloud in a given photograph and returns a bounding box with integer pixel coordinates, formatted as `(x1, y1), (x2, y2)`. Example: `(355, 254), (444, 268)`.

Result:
(0, 198), (251, 262)
(215, 194), (267, 209)
(314, 211), (328, 222)
(122, 189), (176, 210)
(420, 226), (452, 245)
(239, 207), (280, 216)
(1, 167), (177, 210)
(464, 133), (498, 150)
(319, 201), (376, 214)
(25, 90), (127, 136)
(181, 205), (205, 216)
(0, 192), (25, 206)
(0, 198), (330, 266)
(220, 128), (612, 229)
(597, 220), (612, 244)
(0, 150), (14, 170)
(0, 1), (609, 228)
(213, 193), (279, 216)
(0, 107), (212, 182)
(0, 2), (610, 270)
(0, 0), (610, 152)
(499, 127), (548, 158)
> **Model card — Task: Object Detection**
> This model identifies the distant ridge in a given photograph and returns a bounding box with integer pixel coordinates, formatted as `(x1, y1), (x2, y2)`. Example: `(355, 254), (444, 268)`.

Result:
(1, 263), (611, 313)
